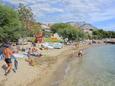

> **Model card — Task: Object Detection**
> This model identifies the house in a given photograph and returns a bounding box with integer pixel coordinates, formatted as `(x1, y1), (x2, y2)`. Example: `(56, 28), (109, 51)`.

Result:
(83, 28), (93, 35)
(41, 24), (51, 32)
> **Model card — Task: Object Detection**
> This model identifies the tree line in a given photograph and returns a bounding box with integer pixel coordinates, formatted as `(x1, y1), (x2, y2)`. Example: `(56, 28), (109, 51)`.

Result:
(92, 29), (115, 39)
(0, 3), (41, 43)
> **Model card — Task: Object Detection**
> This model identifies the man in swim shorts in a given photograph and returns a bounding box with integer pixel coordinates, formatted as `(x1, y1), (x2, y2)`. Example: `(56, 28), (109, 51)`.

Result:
(3, 45), (13, 76)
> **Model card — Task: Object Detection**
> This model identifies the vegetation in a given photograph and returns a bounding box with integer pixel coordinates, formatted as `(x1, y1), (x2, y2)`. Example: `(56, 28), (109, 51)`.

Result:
(18, 3), (41, 35)
(92, 29), (115, 39)
(18, 3), (34, 30)
(51, 23), (85, 41)
(0, 4), (29, 42)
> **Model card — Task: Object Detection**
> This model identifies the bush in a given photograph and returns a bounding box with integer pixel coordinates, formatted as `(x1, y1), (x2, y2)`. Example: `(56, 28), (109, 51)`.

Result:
(0, 4), (29, 42)
(51, 23), (85, 41)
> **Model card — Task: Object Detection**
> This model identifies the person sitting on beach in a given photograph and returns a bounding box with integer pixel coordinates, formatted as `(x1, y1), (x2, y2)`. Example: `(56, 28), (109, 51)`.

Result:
(31, 47), (42, 57)
(32, 47), (37, 52)
(32, 42), (36, 47)
(27, 48), (31, 58)
(3, 45), (13, 76)
(27, 47), (42, 57)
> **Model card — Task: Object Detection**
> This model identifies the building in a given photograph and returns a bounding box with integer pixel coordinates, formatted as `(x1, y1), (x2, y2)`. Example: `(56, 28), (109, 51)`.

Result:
(41, 24), (51, 32)
(83, 28), (93, 35)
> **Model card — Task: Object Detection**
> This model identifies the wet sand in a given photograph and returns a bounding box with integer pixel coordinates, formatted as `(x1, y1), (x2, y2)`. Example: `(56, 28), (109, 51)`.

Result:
(29, 44), (92, 86)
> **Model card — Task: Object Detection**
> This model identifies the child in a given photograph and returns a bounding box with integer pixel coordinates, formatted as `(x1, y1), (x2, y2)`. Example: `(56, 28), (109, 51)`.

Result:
(11, 55), (18, 72)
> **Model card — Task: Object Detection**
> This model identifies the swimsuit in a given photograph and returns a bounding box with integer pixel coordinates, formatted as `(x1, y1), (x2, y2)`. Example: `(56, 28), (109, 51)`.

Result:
(5, 58), (12, 63)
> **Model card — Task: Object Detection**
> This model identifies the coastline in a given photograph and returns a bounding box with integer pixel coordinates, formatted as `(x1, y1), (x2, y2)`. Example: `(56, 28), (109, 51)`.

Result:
(0, 43), (105, 86)
(28, 46), (74, 86)
(28, 43), (95, 86)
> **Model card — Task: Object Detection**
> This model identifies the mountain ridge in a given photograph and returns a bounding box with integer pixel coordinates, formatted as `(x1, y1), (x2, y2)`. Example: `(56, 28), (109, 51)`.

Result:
(66, 21), (97, 30)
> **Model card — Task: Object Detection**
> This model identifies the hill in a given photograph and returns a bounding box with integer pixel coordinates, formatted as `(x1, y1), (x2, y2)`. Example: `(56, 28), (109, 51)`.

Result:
(66, 21), (97, 30)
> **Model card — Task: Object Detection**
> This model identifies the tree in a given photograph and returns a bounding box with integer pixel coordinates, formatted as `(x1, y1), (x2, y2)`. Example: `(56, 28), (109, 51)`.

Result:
(18, 3), (34, 30)
(0, 4), (29, 42)
(18, 3), (41, 34)
(92, 29), (115, 39)
(51, 23), (85, 41)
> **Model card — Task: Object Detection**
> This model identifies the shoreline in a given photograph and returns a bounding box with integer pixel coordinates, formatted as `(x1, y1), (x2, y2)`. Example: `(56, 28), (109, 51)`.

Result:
(0, 43), (105, 86)
(28, 43), (97, 86)
(28, 46), (74, 86)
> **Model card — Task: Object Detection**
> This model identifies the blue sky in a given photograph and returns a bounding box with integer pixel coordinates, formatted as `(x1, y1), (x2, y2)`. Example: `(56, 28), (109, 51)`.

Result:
(1, 0), (115, 31)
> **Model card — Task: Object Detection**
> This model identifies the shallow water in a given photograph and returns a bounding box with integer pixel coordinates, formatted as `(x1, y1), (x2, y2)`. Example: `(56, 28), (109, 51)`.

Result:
(51, 45), (115, 86)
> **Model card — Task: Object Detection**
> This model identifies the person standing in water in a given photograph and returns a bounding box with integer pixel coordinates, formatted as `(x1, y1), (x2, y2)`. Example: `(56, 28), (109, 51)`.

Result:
(78, 50), (83, 57)
(3, 45), (13, 76)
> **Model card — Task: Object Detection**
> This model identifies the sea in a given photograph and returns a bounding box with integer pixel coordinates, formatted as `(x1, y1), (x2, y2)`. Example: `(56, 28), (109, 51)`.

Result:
(50, 45), (115, 86)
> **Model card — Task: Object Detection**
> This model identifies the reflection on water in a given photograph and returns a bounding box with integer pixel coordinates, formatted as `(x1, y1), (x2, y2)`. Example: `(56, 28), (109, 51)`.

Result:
(54, 45), (115, 86)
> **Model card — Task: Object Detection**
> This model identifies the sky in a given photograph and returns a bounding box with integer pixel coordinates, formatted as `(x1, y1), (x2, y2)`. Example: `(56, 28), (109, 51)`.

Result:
(1, 0), (115, 31)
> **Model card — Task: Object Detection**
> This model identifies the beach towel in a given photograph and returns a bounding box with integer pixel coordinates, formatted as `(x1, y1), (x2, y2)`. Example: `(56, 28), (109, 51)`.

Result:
(13, 53), (28, 58)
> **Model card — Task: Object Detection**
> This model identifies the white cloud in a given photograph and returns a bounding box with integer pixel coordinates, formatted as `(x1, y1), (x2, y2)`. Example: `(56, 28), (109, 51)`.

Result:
(2, 0), (115, 30)
(3, 0), (115, 22)
(61, 0), (115, 22)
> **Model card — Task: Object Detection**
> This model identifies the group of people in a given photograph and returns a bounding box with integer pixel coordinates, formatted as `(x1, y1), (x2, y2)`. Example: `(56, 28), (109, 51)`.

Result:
(0, 42), (43, 76)
(0, 44), (18, 76)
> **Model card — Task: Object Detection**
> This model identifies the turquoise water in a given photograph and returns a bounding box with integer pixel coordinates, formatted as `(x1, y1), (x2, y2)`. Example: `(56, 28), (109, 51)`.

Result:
(58, 45), (115, 86)
(41, 45), (115, 86)
(31, 45), (115, 86)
